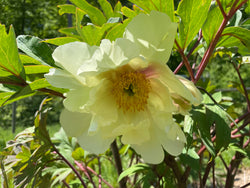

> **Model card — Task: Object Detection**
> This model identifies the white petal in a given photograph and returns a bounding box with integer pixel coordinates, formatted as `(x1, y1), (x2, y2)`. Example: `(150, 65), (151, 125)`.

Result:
(45, 68), (84, 89)
(53, 42), (98, 75)
(124, 10), (177, 64)
(60, 109), (91, 137)
(63, 87), (91, 112)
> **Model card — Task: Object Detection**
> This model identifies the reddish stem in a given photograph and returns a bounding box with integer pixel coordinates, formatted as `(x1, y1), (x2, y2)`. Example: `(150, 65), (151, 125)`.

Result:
(232, 62), (250, 112)
(175, 40), (195, 81)
(216, 0), (227, 18)
(75, 161), (114, 188)
(194, 0), (247, 83)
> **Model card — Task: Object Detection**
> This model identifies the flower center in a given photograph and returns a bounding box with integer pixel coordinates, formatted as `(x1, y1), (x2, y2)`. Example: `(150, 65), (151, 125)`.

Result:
(112, 71), (151, 112)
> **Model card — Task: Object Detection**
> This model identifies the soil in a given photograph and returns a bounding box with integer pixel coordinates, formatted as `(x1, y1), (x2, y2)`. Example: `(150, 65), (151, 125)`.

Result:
(234, 168), (250, 188)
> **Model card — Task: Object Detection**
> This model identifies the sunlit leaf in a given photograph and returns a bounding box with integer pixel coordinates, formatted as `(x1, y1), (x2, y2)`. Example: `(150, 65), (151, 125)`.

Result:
(16, 35), (55, 67)
(76, 8), (115, 45)
(118, 163), (150, 182)
(59, 27), (81, 39)
(72, 147), (85, 161)
(114, 1), (123, 19)
(24, 65), (51, 75)
(105, 19), (130, 41)
(16, 146), (31, 163)
(70, 0), (106, 26)
(98, 0), (114, 19)
(2, 78), (51, 106)
(0, 25), (25, 80)
(44, 37), (81, 46)
(217, 26), (250, 52)
(177, 0), (211, 49)
(19, 54), (41, 65)
(202, 5), (224, 45)
(58, 4), (76, 15)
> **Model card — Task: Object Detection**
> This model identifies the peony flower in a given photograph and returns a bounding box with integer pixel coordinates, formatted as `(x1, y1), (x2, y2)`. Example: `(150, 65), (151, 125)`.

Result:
(171, 76), (203, 115)
(45, 11), (202, 164)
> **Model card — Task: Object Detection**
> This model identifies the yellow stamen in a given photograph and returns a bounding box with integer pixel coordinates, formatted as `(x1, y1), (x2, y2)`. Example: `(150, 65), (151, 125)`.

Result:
(112, 71), (151, 112)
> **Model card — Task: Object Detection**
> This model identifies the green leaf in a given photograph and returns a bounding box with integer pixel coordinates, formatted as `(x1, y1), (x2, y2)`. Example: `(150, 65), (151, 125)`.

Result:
(97, 0), (114, 19)
(217, 37), (250, 55)
(72, 147), (85, 161)
(202, 5), (224, 45)
(203, 91), (222, 104)
(217, 26), (250, 51)
(118, 163), (150, 182)
(76, 8), (115, 45)
(20, 54), (41, 65)
(180, 148), (200, 171)
(205, 105), (231, 151)
(228, 143), (247, 155)
(44, 37), (80, 46)
(34, 98), (55, 147)
(59, 27), (81, 39)
(121, 6), (138, 18)
(114, 1), (123, 19)
(221, 0), (247, 13)
(0, 25), (25, 80)
(16, 35), (55, 67)
(246, 0), (250, 14)
(0, 92), (14, 106)
(16, 146), (31, 163)
(51, 168), (72, 187)
(192, 108), (216, 156)
(128, 0), (174, 21)
(160, 0), (175, 22)
(177, 0), (211, 49)
(70, 0), (106, 26)
(58, 4), (76, 15)
(24, 65), (50, 74)
(52, 128), (76, 163)
(184, 115), (194, 134)
(105, 19), (130, 41)
(0, 68), (12, 77)
(128, 0), (155, 12)
(3, 78), (51, 106)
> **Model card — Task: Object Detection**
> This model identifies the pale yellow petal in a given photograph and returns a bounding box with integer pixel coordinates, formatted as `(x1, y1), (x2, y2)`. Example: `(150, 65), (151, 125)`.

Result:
(176, 75), (203, 105)
(124, 10), (177, 64)
(148, 78), (176, 112)
(159, 123), (186, 156)
(63, 87), (91, 112)
(88, 79), (118, 126)
(45, 68), (84, 89)
(53, 42), (98, 75)
(151, 62), (194, 103)
(113, 112), (151, 145)
(60, 109), (91, 137)
(130, 127), (164, 164)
